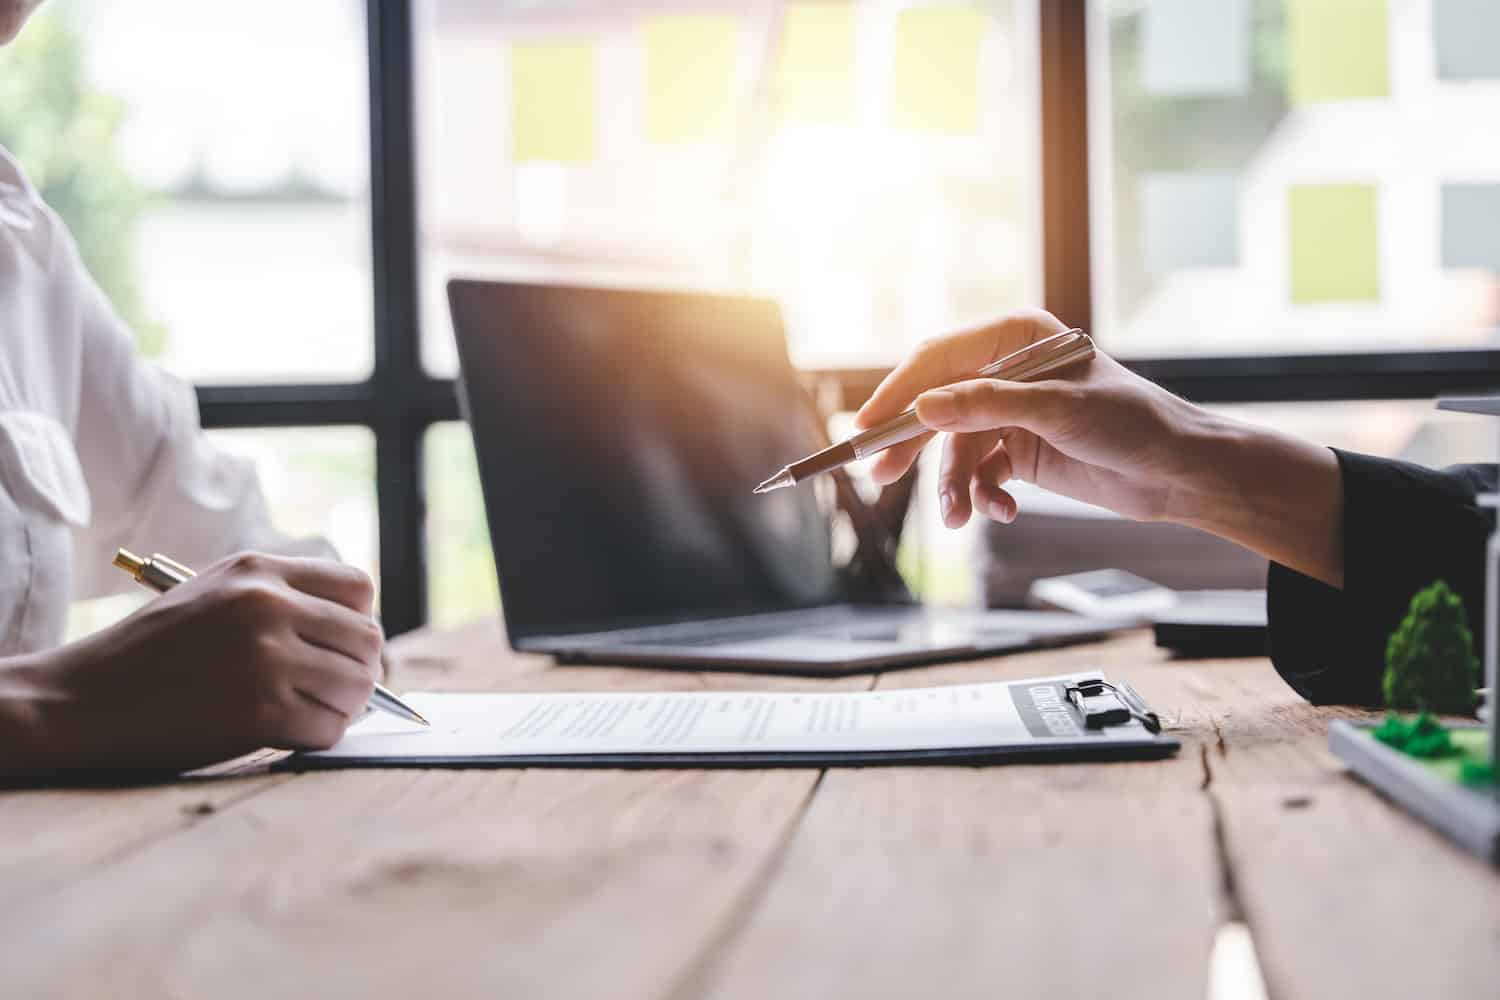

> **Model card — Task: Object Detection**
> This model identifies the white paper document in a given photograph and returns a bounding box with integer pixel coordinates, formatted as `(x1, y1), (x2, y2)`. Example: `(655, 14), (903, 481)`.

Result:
(296, 673), (1175, 767)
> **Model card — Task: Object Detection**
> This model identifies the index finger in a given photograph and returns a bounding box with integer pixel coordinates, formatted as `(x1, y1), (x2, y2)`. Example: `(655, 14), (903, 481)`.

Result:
(854, 310), (1066, 429)
(275, 557), (378, 615)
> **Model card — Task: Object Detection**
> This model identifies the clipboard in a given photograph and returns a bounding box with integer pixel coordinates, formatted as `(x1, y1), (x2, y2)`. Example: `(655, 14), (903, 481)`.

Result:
(287, 672), (1179, 771)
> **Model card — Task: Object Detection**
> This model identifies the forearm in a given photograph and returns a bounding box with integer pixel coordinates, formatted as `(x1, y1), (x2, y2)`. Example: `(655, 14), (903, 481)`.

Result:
(1165, 411), (1345, 588)
(0, 645), (121, 778)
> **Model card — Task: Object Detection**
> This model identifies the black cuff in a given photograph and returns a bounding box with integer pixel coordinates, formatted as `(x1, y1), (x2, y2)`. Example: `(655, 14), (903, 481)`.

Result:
(1267, 559), (1376, 705)
(1267, 449), (1491, 707)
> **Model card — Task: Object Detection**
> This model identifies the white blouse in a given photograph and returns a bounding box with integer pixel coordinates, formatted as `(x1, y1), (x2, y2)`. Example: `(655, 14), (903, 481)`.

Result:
(0, 145), (285, 655)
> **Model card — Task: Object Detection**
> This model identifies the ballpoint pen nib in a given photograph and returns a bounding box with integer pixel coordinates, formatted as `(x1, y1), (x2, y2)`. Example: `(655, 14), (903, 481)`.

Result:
(753, 469), (795, 495)
(393, 704), (431, 727)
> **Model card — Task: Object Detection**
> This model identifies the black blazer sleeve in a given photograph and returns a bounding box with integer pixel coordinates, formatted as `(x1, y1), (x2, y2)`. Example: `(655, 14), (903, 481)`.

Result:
(1267, 449), (1495, 706)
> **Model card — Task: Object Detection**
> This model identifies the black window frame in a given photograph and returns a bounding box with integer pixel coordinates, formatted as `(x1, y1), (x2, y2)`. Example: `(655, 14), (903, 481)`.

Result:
(197, 0), (450, 638)
(192, 0), (1500, 637)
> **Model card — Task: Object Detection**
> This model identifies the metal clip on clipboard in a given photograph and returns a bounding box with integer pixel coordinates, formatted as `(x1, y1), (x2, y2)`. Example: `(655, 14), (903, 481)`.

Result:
(1065, 679), (1163, 734)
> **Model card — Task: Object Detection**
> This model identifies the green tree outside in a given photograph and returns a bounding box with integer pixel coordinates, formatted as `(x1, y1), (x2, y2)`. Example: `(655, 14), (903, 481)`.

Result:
(0, 9), (165, 356)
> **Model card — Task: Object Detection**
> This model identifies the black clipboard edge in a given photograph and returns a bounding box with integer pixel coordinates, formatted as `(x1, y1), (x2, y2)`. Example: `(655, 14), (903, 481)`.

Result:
(281, 736), (1179, 772)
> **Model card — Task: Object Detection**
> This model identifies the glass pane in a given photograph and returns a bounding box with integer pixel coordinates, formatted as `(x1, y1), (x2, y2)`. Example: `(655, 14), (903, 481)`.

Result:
(425, 423), (501, 629)
(67, 426), (378, 639)
(416, 1), (1041, 376)
(0, 1), (373, 382)
(897, 443), (981, 607)
(1090, 0), (1500, 358)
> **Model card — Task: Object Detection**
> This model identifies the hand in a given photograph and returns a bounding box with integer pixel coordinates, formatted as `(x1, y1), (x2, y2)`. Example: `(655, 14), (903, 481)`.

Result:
(20, 552), (383, 773)
(857, 309), (1208, 528)
(855, 309), (1344, 587)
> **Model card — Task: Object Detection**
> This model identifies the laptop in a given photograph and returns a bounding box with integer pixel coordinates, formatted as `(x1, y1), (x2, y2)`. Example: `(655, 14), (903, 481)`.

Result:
(449, 279), (1124, 676)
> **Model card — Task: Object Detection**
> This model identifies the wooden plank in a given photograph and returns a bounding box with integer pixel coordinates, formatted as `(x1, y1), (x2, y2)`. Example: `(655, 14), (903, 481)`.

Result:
(0, 774), (287, 907)
(0, 766), (824, 999)
(1188, 659), (1500, 1000)
(19, 619), (1494, 1000)
(0, 621), (490, 910)
(0, 619), (835, 910)
(695, 635), (1224, 1000)
(0, 626), (870, 999)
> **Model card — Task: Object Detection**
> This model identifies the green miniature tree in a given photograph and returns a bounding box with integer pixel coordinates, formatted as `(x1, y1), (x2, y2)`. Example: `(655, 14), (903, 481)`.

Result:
(1373, 711), (1460, 758)
(1383, 580), (1480, 715)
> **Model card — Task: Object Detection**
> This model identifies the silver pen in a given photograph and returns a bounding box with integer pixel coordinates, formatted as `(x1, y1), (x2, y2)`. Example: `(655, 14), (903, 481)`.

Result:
(113, 548), (429, 727)
(754, 328), (1096, 494)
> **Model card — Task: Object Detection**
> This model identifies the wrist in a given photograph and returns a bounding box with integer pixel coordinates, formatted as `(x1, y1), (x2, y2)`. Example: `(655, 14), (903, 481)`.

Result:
(1164, 410), (1344, 587)
(1161, 407), (1260, 527)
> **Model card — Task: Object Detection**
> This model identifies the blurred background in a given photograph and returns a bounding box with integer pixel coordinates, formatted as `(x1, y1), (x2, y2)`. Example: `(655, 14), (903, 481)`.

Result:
(1, 0), (1495, 636)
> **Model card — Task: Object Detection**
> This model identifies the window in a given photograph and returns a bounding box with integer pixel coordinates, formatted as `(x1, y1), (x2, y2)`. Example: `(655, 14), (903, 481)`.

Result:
(1206, 400), (1499, 468)
(208, 428), (379, 582)
(416, 0), (1042, 374)
(16, 1), (1500, 641)
(6, 0), (375, 383)
(3, 1), (387, 634)
(415, 1), (1042, 613)
(424, 423), (499, 629)
(1090, 0), (1500, 359)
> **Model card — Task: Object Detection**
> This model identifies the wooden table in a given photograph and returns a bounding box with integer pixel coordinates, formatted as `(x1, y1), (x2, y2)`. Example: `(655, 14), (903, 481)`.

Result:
(2, 624), (1495, 999)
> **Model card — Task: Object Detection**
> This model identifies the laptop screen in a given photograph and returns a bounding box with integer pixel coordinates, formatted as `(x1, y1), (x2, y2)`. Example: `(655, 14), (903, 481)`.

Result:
(449, 280), (842, 640)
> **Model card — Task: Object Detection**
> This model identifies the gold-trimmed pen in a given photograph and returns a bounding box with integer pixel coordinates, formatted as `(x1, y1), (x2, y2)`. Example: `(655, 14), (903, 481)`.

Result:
(113, 548), (429, 727)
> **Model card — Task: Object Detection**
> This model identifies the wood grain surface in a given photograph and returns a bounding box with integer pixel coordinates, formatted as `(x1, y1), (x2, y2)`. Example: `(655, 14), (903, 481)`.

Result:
(0, 773), (288, 907)
(0, 626), (1494, 1000)
(1177, 660), (1500, 1000)
(696, 642), (1221, 1000)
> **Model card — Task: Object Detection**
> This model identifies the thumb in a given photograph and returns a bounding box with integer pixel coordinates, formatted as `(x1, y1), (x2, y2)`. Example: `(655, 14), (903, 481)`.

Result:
(915, 378), (1070, 436)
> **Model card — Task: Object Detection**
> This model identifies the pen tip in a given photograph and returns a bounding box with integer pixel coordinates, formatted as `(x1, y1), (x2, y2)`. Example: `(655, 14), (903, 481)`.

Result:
(395, 704), (430, 726)
(753, 470), (794, 495)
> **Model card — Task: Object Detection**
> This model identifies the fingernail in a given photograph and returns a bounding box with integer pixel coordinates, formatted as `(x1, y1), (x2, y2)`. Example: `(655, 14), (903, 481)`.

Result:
(990, 499), (1015, 523)
(940, 489), (955, 522)
(916, 390), (958, 427)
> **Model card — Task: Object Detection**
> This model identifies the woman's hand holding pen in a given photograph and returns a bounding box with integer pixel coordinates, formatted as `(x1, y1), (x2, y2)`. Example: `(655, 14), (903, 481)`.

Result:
(857, 308), (1346, 590)
(4, 553), (384, 774)
(858, 309), (1191, 528)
